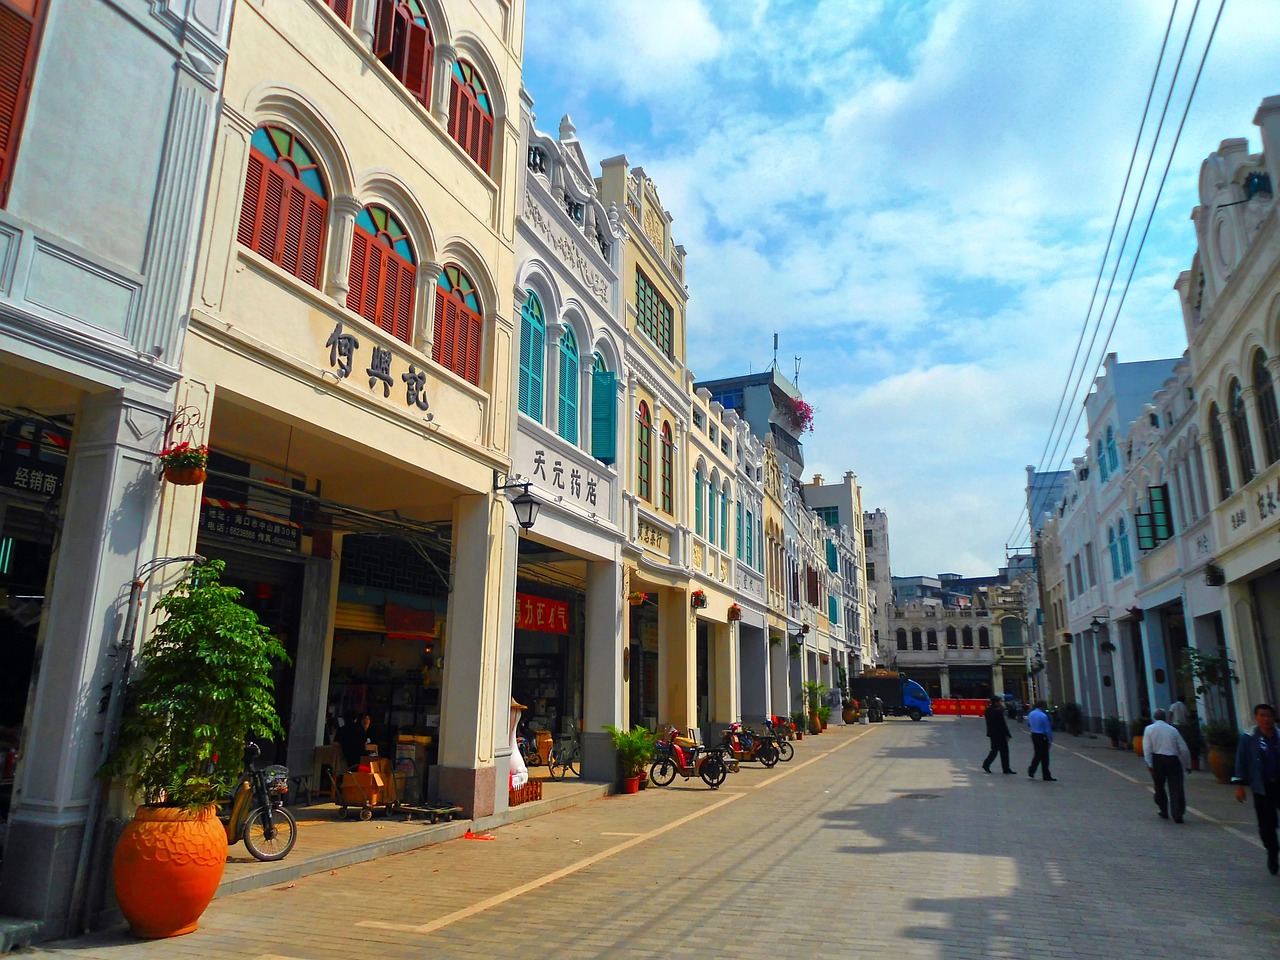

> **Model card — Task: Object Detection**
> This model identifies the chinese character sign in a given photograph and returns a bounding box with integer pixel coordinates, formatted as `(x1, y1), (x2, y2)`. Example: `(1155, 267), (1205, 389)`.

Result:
(515, 592), (570, 634)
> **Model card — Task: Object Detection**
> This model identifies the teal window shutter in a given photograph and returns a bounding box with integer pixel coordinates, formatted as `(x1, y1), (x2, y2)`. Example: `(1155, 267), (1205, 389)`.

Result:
(826, 540), (838, 572)
(745, 509), (753, 566)
(518, 293), (544, 421)
(557, 327), (578, 444)
(590, 363), (616, 465)
(695, 467), (704, 536)
(828, 595), (838, 623)
(720, 490), (728, 550)
(735, 501), (743, 559)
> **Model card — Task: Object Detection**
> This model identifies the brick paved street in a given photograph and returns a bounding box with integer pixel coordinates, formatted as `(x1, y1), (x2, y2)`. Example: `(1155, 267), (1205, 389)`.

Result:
(28, 719), (1280, 960)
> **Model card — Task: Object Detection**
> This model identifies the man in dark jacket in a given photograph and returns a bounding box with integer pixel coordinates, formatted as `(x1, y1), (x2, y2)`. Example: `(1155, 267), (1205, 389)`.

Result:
(982, 695), (1015, 774)
(1234, 703), (1280, 874)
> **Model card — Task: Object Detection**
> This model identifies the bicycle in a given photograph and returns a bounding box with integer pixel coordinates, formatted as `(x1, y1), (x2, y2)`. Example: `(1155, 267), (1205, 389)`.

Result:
(548, 722), (582, 780)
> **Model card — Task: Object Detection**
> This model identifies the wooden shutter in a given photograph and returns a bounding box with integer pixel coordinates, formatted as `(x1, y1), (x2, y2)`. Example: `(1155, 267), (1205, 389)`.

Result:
(237, 151), (265, 248)
(393, 260), (415, 343)
(258, 165), (286, 261)
(517, 311), (532, 416)
(372, 0), (395, 58)
(347, 228), (370, 314)
(464, 310), (481, 384)
(432, 289), (447, 365)
(362, 242), (385, 325)
(477, 111), (492, 172)
(448, 76), (464, 145)
(0, 0), (41, 208)
(590, 370), (616, 464)
(299, 195), (326, 287)
(405, 21), (433, 104)
(279, 183), (307, 276)
(326, 0), (352, 24)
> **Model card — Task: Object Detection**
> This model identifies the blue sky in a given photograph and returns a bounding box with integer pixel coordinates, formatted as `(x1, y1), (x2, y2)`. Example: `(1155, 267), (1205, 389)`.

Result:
(521, 0), (1280, 577)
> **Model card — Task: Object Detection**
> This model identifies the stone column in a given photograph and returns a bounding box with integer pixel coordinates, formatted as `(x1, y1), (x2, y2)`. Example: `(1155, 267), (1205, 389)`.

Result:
(328, 194), (363, 305)
(1240, 385), (1267, 480)
(435, 492), (516, 818)
(420, 261), (445, 356)
(712, 621), (737, 726)
(0, 388), (170, 926)
(739, 624), (769, 723)
(581, 559), (623, 780)
(432, 44), (459, 127)
(545, 322), (564, 437)
(939, 665), (951, 698)
(658, 591), (695, 732)
(1140, 615), (1171, 712)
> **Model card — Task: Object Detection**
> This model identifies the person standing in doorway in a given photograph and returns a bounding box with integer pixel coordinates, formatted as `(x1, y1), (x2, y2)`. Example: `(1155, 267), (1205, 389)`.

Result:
(1234, 703), (1280, 875)
(1027, 700), (1056, 781)
(1144, 709), (1191, 822)
(982, 695), (1016, 774)
(1168, 695), (1189, 727)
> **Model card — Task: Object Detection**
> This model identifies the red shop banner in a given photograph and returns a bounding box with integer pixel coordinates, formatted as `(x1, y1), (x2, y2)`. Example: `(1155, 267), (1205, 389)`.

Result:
(515, 592), (569, 634)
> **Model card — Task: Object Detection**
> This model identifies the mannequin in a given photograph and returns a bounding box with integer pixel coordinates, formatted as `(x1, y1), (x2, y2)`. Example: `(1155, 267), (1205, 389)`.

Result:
(509, 697), (529, 789)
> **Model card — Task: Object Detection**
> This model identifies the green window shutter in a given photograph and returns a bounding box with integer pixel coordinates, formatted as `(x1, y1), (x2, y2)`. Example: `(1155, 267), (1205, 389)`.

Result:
(1135, 512), (1155, 551)
(826, 540), (838, 572)
(557, 341), (578, 445)
(1151, 485), (1172, 542)
(590, 369), (616, 464)
(828, 595), (838, 623)
(695, 469), (703, 536)
(736, 501), (743, 559)
(720, 492), (728, 549)
(518, 295), (543, 421)
(746, 510), (754, 566)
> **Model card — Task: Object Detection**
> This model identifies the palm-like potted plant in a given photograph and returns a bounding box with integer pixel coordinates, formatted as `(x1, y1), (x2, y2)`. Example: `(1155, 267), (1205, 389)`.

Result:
(1128, 717), (1152, 756)
(604, 725), (655, 793)
(1103, 715), (1124, 749)
(1179, 648), (1240, 783)
(104, 560), (288, 938)
(802, 681), (827, 734)
(1203, 721), (1239, 783)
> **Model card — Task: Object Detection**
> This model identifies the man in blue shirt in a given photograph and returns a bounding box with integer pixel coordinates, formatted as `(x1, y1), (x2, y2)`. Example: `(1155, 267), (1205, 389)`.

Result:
(1233, 703), (1280, 874)
(1026, 700), (1056, 781)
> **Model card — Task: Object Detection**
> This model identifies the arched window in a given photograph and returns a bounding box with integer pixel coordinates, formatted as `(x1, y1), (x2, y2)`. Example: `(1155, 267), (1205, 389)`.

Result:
(978, 627), (990, 649)
(1253, 350), (1280, 466)
(347, 204), (416, 343)
(433, 265), (483, 385)
(694, 462), (704, 537)
(896, 628), (907, 651)
(911, 628), (922, 651)
(1106, 426), (1119, 473)
(720, 487), (729, 550)
(1096, 439), (1108, 482)
(1118, 517), (1133, 573)
(962, 626), (973, 649)
(660, 422), (674, 513)
(590, 354), (616, 465)
(707, 472), (717, 546)
(1209, 403), (1232, 500)
(373, 0), (434, 106)
(238, 125), (327, 287)
(1229, 378), (1257, 485)
(926, 629), (937, 650)
(448, 60), (494, 172)
(946, 626), (957, 649)
(636, 402), (652, 501)
(1108, 526), (1121, 580)
(557, 326), (578, 444)
(517, 293), (544, 421)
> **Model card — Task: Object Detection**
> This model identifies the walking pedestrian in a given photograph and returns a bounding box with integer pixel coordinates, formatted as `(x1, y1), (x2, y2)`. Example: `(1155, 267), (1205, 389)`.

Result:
(1027, 700), (1056, 781)
(982, 695), (1016, 774)
(1143, 709), (1191, 822)
(1233, 703), (1280, 875)
(1167, 696), (1189, 727)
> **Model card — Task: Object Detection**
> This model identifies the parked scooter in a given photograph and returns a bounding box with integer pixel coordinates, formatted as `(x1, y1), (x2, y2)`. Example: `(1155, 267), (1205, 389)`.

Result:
(221, 742), (297, 861)
(721, 722), (780, 767)
(650, 727), (728, 789)
(761, 718), (795, 761)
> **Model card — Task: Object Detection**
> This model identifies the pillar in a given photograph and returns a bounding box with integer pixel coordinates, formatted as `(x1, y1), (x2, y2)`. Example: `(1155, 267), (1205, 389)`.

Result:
(581, 560), (623, 780)
(939, 665), (951, 698)
(435, 493), (516, 818)
(0, 388), (170, 927)
(712, 621), (737, 726)
(658, 591), (696, 733)
(768, 632), (789, 718)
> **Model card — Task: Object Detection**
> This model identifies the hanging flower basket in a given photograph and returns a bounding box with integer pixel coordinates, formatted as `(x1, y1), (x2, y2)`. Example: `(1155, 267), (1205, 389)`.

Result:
(627, 592), (648, 607)
(690, 590), (708, 610)
(158, 442), (209, 486)
(727, 604), (742, 621)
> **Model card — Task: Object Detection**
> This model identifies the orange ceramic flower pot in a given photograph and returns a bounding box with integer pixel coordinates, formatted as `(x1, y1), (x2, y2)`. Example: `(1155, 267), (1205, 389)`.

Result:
(113, 804), (227, 939)
(163, 465), (207, 485)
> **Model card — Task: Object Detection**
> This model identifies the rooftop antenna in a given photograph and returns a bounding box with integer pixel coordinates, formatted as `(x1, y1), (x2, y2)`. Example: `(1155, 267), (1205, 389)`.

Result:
(771, 332), (779, 371)
(794, 356), (801, 388)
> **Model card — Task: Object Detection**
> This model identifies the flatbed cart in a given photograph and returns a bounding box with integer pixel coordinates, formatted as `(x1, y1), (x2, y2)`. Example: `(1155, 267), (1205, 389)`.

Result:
(336, 756), (402, 821)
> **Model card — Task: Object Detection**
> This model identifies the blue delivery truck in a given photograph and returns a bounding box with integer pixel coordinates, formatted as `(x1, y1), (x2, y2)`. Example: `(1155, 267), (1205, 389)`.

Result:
(849, 674), (933, 721)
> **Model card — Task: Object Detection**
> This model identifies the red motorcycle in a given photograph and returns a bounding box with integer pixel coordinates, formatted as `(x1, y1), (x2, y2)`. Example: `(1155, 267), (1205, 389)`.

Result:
(650, 727), (728, 789)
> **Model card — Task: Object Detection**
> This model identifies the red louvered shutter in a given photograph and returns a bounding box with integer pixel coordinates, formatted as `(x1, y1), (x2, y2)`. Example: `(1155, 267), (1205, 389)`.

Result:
(279, 183), (306, 276)
(299, 195), (326, 287)
(237, 151), (265, 248)
(440, 299), (458, 374)
(448, 76), (465, 147)
(363, 243), (385, 326)
(0, 0), (42, 208)
(328, 0), (352, 25)
(405, 22), (432, 105)
(258, 166), (286, 262)
(393, 260), (415, 343)
(378, 252), (399, 337)
(464, 309), (481, 384)
(347, 228), (370, 314)
(432, 286), (446, 362)
(372, 0), (395, 59)
(477, 113), (493, 173)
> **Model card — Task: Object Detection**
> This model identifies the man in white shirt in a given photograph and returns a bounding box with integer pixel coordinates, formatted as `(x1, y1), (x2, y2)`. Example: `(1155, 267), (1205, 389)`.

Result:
(1144, 709), (1192, 823)
(1167, 696), (1189, 727)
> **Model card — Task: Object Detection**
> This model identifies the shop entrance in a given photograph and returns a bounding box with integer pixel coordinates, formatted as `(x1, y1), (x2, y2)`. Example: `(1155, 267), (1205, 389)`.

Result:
(696, 620), (710, 728)
(629, 598), (658, 730)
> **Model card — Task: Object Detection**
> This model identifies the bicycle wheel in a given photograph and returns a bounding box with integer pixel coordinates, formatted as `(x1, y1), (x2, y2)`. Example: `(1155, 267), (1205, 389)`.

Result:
(548, 749), (566, 780)
(777, 739), (794, 762)
(242, 805), (297, 862)
(649, 758), (676, 786)
(700, 752), (727, 789)
(759, 743), (779, 768)
(564, 745), (580, 778)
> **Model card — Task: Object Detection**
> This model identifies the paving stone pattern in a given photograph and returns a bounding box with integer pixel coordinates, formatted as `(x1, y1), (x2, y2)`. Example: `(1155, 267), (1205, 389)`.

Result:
(29, 719), (1280, 959)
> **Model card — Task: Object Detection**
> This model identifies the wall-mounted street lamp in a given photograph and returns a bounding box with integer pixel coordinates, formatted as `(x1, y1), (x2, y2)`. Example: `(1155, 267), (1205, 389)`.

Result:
(494, 472), (541, 530)
(1090, 615), (1105, 640)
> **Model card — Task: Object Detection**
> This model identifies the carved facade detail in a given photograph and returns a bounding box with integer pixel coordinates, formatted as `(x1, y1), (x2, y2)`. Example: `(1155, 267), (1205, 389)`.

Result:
(522, 193), (609, 305)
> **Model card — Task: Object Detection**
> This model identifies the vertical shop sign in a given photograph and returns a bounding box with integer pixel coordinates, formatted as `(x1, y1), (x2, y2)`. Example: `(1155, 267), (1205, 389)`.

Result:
(515, 592), (569, 634)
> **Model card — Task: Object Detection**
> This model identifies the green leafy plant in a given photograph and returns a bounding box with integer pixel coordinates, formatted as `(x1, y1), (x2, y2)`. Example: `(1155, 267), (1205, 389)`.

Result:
(802, 681), (827, 715)
(105, 561), (289, 808)
(157, 441), (209, 469)
(603, 724), (656, 778)
(1103, 716), (1124, 742)
(1177, 648), (1239, 722)
(788, 641), (801, 659)
(790, 710), (807, 730)
(816, 705), (832, 724)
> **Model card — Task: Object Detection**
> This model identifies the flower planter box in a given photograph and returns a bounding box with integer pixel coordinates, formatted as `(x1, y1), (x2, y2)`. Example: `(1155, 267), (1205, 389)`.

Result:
(508, 780), (543, 807)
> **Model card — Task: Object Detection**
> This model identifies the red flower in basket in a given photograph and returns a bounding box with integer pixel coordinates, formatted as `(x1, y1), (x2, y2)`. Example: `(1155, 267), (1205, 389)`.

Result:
(158, 441), (209, 486)
(728, 603), (742, 621)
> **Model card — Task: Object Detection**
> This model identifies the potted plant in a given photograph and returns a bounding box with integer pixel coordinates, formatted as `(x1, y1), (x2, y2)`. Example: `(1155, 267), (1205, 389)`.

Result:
(690, 589), (707, 610)
(105, 560), (288, 938)
(817, 705), (832, 730)
(1176, 722), (1203, 771)
(157, 441), (210, 486)
(1103, 715), (1124, 749)
(627, 591), (647, 607)
(790, 710), (807, 740)
(727, 603), (742, 621)
(1060, 702), (1083, 736)
(604, 724), (655, 794)
(802, 681), (827, 735)
(1203, 721), (1239, 784)
(1128, 717), (1152, 756)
